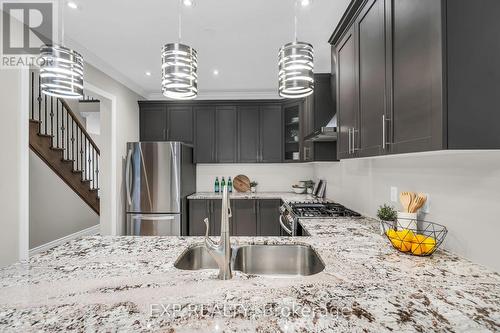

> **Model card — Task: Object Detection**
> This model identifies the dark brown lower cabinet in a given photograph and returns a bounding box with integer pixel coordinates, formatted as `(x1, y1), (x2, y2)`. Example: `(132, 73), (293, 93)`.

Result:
(188, 199), (281, 236)
(232, 200), (257, 236)
(258, 199), (281, 236)
(188, 199), (228, 236)
(188, 199), (210, 236)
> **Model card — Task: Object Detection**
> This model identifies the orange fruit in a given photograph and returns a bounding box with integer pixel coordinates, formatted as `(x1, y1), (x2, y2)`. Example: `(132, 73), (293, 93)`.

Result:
(387, 229), (414, 252)
(411, 234), (436, 255)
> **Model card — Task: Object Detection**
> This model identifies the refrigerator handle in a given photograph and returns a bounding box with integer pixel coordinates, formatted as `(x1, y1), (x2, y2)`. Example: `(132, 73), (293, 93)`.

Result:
(125, 148), (133, 206)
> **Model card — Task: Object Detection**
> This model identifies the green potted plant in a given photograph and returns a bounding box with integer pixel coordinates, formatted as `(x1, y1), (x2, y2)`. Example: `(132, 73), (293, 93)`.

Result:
(377, 204), (397, 221)
(250, 181), (258, 193)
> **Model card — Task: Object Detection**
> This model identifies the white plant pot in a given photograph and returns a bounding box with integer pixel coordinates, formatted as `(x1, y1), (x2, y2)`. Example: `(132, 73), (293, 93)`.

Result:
(397, 212), (417, 230)
(251, 187), (256, 193)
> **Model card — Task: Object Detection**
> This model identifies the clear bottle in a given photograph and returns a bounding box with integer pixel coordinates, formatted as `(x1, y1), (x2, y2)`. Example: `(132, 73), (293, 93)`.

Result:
(228, 177), (233, 193)
(214, 177), (220, 193)
(221, 177), (226, 192)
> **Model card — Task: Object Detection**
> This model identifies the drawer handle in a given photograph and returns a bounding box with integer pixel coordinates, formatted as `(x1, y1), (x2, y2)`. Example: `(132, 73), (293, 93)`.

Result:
(279, 215), (292, 235)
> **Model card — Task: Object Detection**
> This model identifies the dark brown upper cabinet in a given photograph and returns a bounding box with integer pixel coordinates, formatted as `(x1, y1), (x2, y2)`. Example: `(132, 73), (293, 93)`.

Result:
(330, 0), (500, 159)
(237, 105), (260, 162)
(193, 105), (216, 163)
(335, 27), (358, 159)
(356, 0), (387, 157)
(237, 103), (283, 163)
(167, 106), (193, 143)
(139, 104), (167, 141)
(215, 106), (238, 163)
(259, 104), (283, 163)
(139, 102), (193, 143)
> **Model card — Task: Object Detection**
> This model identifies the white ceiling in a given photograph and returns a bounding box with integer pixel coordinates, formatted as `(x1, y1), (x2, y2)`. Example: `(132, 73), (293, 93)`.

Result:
(65, 0), (350, 99)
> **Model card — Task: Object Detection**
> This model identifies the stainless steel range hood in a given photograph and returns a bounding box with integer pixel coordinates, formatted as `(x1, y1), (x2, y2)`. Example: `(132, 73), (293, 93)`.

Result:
(304, 115), (338, 142)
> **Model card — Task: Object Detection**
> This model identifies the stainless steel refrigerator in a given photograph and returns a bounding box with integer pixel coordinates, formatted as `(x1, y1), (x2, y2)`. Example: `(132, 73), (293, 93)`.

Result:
(125, 142), (195, 236)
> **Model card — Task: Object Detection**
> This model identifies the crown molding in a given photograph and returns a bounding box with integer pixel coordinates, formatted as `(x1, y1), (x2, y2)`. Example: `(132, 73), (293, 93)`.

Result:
(147, 89), (280, 101)
(64, 37), (148, 98)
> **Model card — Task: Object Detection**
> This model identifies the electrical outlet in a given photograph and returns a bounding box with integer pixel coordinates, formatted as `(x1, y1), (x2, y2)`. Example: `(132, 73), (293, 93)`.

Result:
(422, 193), (430, 213)
(390, 187), (398, 202)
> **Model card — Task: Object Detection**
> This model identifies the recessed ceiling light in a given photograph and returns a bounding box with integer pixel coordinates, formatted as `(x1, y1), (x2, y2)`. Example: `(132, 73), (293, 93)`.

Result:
(213, 69), (219, 76)
(183, 0), (194, 7)
(300, 0), (311, 7)
(67, 1), (78, 9)
(145, 71), (151, 76)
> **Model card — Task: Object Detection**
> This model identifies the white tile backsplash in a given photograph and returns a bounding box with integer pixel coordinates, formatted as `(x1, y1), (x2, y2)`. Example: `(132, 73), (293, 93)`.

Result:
(196, 163), (314, 192)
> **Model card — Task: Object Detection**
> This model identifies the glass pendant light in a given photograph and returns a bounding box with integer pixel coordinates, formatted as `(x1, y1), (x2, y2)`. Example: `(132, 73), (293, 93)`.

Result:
(278, 0), (314, 98)
(162, 0), (198, 100)
(39, 3), (84, 99)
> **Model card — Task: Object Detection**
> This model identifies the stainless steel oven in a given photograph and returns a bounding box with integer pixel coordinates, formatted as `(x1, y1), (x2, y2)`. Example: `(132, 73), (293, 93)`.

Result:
(279, 202), (297, 236)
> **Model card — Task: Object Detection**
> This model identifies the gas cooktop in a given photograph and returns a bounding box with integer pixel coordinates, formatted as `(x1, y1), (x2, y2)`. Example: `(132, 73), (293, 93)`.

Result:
(287, 201), (361, 218)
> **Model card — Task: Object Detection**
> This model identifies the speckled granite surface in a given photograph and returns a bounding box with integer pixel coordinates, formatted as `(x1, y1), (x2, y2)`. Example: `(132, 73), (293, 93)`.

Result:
(187, 191), (316, 201)
(0, 216), (499, 331)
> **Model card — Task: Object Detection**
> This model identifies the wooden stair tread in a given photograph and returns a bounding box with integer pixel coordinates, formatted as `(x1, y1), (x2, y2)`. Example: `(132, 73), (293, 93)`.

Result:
(29, 120), (99, 215)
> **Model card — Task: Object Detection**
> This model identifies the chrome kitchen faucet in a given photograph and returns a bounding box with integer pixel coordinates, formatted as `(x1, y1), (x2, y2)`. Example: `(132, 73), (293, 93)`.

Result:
(204, 185), (233, 280)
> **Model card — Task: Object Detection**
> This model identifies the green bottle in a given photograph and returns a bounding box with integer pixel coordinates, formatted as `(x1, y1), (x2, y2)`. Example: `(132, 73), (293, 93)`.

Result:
(228, 177), (233, 193)
(221, 177), (226, 192)
(215, 177), (220, 193)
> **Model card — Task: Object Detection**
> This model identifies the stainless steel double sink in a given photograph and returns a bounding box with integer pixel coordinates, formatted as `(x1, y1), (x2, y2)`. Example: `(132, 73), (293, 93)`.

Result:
(174, 244), (325, 277)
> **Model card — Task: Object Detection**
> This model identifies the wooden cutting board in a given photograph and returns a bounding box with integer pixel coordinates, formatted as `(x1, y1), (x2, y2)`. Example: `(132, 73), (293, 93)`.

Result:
(233, 174), (251, 192)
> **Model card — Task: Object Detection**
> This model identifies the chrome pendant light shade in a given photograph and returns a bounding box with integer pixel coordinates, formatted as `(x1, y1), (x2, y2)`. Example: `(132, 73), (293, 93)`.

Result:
(39, 44), (84, 99)
(278, 41), (314, 98)
(161, 43), (198, 100)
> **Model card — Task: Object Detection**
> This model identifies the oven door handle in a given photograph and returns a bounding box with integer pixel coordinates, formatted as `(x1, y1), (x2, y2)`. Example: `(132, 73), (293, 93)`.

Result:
(279, 215), (292, 235)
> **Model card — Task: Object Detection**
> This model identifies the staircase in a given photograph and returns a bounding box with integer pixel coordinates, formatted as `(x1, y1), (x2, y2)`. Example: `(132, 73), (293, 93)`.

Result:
(29, 71), (100, 215)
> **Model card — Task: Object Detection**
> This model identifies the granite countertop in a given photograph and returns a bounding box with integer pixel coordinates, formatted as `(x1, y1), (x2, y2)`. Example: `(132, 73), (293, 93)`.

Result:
(0, 217), (499, 331)
(187, 191), (317, 201)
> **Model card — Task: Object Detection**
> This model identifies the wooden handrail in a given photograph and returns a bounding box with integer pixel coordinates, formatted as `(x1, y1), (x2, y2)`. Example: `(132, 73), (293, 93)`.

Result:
(59, 98), (100, 155)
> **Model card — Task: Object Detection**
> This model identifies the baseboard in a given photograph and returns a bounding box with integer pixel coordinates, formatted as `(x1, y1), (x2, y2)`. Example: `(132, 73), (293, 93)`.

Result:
(29, 224), (100, 256)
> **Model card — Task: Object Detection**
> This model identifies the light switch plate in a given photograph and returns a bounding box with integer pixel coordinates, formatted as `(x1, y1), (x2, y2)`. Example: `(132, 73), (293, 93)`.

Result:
(422, 193), (430, 213)
(390, 187), (398, 202)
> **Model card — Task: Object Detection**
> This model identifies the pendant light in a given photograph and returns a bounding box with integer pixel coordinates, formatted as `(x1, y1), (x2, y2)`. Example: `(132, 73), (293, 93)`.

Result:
(278, 0), (314, 99)
(39, 2), (84, 99)
(161, 0), (198, 100)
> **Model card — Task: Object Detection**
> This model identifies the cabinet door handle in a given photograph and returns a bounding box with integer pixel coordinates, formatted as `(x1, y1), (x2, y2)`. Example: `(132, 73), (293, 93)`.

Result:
(163, 129), (166, 140)
(352, 128), (358, 153)
(382, 114), (386, 150)
(348, 128), (352, 154)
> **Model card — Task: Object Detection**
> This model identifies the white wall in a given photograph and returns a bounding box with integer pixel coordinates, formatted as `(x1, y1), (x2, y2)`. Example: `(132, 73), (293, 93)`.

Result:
(196, 163), (315, 192)
(313, 151), (500, 272)
(0, 69), (28, 267)
(29, 151), (99, 248)
(84, 63), (143, 236)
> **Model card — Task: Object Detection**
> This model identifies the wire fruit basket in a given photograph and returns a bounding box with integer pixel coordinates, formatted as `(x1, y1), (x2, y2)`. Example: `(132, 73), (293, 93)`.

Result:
(380, 218), (448, 256)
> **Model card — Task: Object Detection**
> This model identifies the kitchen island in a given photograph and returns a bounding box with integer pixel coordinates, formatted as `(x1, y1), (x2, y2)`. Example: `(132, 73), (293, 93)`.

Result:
(0, 200), (499, 331)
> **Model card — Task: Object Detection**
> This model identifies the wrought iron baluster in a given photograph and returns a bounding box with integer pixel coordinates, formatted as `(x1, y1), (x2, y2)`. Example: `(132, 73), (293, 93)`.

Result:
(31, 72), (34, 120)
(80, 131), (84, 178)
(61, 105), (65, 151)
(85, 138), (88, 180)
(37, 76), (41, 131)
(44, 93), (47, 135)
(50, 97), (54, 147)
(56, 99), (59, 148)
(96, 154), (99, 191)
(76, 127), (79, 171)
(71, 119), (75, 169)
(66, 108), (69, 160)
